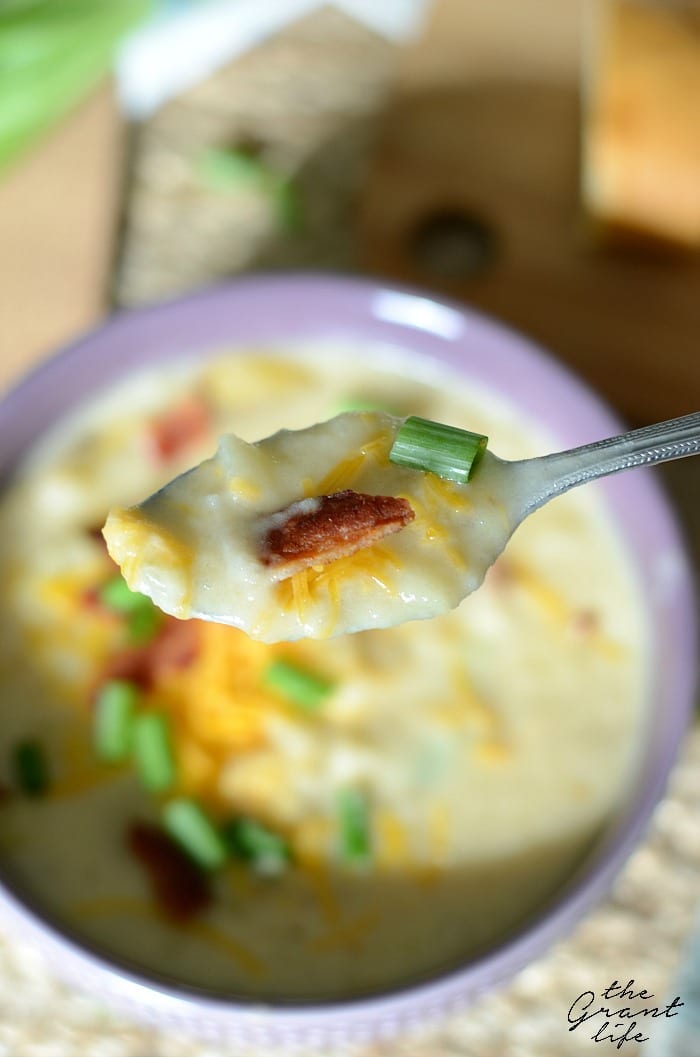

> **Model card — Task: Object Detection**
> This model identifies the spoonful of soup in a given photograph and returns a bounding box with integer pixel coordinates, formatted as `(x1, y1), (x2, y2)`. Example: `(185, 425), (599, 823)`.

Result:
(103, 410), (700, 642)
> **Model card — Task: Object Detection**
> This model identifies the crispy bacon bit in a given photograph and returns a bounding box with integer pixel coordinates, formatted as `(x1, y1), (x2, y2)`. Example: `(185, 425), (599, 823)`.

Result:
(259, 489), (415, 579)
(81, 582), (124, 615)
(80, 585), (109, 613)
(150, 616), (201, 678)
(128, 821), (211, 921)
(571, 609), (600, 636)
(485, 557), (515, 589)
(100, 617), (200, 693)
(146, 395), (210, 463)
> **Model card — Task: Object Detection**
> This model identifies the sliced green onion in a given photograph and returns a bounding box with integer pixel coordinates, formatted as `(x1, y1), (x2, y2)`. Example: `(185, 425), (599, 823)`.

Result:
(223, 817), (290, 875)
(196, 147), (303, 234)
(389, 416), (488, 485)
(0, 0), (150, 174)
(12, 739), (49, 796)
(132, 713), (175, 793)
(263, 659), (334, 712)
(196, 145), (267, 189)
(337, 787), (371, 864)
(94, 679), (139, 763)
(126, 604), (162, 645)
(99, 575), (147, 613)
(163, 799), (228, 871)
(99, 575), (162, 644)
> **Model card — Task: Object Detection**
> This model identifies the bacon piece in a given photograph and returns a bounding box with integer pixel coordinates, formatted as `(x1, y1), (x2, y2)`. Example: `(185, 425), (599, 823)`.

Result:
(570, 609), (600, 636)
(101, 645), (154, 692)
(150, 616), (201, 679)
(100, 617), (200, 693)
(80, 585), (112, 614)
(146, 395), (210, 463)
(128, 821), (211, 921)
(259, 489), (415, 579)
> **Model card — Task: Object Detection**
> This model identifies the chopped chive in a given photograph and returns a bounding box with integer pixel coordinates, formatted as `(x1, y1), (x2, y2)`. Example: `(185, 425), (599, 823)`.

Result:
(94, 680), (139, 763)
(126, 604), (162, 645)
(263, 658), (334, 711)
(163, 799), (228, 871)
(0, 0), (149, 174)
(222, 817), (290, 875)
(132, 713), (175, 793)
(389, 416), (488, 484)
(337, 787), (371, 864)
(196, 146), (267, 190)
(99, 575), (162, 644)
(99, 575), (148, 613)
(196, 147), (303, 234)
(12, 740), (49, 796)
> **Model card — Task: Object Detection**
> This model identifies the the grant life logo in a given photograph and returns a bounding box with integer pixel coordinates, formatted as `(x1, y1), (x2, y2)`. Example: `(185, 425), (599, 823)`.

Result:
(567, 978), (684, 1050)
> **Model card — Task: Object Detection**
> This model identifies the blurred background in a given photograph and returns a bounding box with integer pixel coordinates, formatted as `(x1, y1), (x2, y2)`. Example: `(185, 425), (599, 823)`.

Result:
(0, 1), (698, 1054)
(1, 1), (698, 421)
(1, 0), (698, 592)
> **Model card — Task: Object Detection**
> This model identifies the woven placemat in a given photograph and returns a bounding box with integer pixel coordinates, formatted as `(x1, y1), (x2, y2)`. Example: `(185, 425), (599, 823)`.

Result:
(113, 6), (395, 307)
(0, 722), (698, 1057)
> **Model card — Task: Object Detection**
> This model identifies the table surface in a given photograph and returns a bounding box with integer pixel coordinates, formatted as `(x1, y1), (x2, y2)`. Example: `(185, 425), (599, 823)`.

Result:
(1, 0), (698, 423)
(0, 1), (698, 1054)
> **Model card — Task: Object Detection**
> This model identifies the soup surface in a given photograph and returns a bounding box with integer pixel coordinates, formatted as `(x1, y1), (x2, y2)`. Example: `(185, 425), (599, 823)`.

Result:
(0, 345), (647, 999)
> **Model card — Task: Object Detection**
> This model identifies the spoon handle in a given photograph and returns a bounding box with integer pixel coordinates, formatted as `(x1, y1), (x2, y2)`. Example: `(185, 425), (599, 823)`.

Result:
(515, 412), (700, 518)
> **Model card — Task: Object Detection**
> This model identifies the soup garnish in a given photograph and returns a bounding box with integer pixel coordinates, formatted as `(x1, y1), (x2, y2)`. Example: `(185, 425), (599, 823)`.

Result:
(103, 411), (515, 642)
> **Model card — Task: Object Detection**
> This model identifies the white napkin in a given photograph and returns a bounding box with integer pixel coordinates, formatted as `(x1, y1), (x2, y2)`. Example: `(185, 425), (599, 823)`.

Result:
(118, 0), (433, 118)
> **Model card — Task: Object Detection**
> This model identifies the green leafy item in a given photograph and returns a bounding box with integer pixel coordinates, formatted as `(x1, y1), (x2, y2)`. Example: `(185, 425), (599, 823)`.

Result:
(12, 738), (49, 796)
(197, 145), (304, 234)
(0, 0), (151, 173)
(99, 574), (163, 644)
(163, 798), (228, 871)
(94, 679), (139, 763)
(223, 817), (290, 874)
(133, 712), (175, 793)
(263, 658), (334, 712)
(337, 787), (371, 864)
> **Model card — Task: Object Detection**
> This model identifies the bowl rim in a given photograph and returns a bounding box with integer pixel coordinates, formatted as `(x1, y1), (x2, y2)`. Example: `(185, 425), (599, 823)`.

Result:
(0, 272), (696, 1040)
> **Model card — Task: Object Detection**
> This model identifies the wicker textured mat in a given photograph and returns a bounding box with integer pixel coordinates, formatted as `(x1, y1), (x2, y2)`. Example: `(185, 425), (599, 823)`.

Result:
(113, 7), (395, 307)
(0, 723), (698, 1057)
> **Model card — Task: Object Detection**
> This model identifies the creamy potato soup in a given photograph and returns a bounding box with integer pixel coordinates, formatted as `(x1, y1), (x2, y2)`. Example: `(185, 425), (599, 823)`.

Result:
(0, 346), (647, 999)
(103, 412), (521, 641)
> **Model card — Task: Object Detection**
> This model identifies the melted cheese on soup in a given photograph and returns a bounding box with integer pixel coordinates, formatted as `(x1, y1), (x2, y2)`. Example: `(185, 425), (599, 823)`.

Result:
(0, 345), (648, 1000)
(103, 412), (521, 641)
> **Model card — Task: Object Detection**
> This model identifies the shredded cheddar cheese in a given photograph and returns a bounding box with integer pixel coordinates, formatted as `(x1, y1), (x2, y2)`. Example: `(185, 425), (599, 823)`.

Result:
(155, 624), (277, 800)
(376, 809), (409, 868)
(315, 438), (389, 496)
(228, 476), (262, 502)
(104, 507), (194, 612)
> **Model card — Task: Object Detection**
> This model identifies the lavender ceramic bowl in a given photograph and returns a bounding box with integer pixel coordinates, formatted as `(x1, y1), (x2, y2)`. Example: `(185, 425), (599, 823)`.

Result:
(0, 275), (695, 1047)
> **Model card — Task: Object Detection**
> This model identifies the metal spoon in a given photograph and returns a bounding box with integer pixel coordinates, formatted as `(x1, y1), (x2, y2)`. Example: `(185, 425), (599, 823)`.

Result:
(105, 411), (700, 641)
(495, 411), (700, 527)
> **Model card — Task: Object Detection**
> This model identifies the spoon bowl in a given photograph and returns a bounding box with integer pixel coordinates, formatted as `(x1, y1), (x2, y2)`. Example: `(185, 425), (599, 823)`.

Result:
(104, 410), (700, 642)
